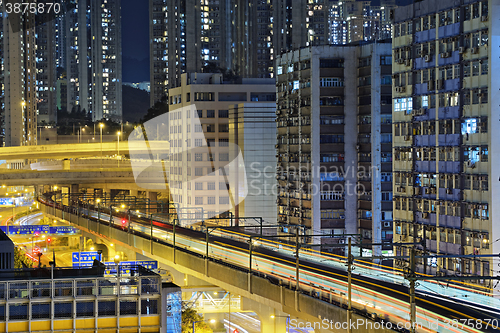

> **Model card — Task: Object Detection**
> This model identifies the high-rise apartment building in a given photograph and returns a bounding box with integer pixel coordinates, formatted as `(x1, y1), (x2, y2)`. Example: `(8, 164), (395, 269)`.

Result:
(150, 0), (168, 106)
(392, 0), (497, 280)
(276, 43), (393, 254)
(36, 17), (57, 124)
(150, 0), (274, 91)
(0, 8), (37, 147)
(273, 0), (395, 55)
(65, 0), (122, 122)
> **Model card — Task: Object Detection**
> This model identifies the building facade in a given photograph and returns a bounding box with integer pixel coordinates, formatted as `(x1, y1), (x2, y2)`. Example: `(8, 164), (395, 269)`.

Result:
(167, 73), (276, 225)
(150, 0), (168, 106)
(229, 102), (278, 224)
(392, 0), (498, 281)
(276, 44), (393, 254)
(65, 0), (122, 122)
(0, 7), (37, 147)
(36, 17), (57, 125)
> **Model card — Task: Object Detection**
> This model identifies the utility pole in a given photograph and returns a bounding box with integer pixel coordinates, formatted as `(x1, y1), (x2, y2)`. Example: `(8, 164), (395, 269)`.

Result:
(347, 237), (353, 333)
(409, 247), (416, 333)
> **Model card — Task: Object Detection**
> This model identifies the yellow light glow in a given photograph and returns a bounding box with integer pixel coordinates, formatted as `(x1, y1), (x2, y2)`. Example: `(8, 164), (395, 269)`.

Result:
(136, 210), (139, 213)
(42, 235), (46, 239)
(270, 315), (275, 319)
(214, 291), (218, 295)
(99, 123), (104, 128)
(2, 185), (5, 188)
(21, 101), (26, 107)
(110, 243), (114, 247)
(5, 193), (8, 195)
(114, 254), (120, 259)
(121, 204), (125, 208)
(54, 186), (58, 190)
(209, 319), (216, 324)
(96, 199), (101, 203)
(117, 131), (121, 135)
(24, 189), (28, 192)
(90, 247), (95, 251)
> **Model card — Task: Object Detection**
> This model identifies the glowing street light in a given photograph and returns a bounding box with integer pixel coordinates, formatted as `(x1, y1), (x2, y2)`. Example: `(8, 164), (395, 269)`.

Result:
(100, 123), (104, 168)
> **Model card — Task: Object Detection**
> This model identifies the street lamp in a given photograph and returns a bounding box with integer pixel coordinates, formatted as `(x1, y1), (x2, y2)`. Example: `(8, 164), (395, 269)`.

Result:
(117, 131), (121, 167)
(78, 127), (85, 143)
(99, 123), (104, 168)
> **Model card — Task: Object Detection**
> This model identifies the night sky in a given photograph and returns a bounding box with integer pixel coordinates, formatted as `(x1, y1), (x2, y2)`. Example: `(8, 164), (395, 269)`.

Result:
(121, 0), (149, 82)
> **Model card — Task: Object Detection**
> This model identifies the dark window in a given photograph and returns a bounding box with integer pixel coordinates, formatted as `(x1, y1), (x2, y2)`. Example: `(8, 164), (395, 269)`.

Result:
(120, 301), (138, 315)
(32, 303), (51, 319)
(319, 58), (344, 68)
(76, 301), (94, 317)
(206, 110), (215, 118)
(0, 305), (5, 321)
(218, 110), (229, 118)
(219, 124), (229, 132)
(197, 110), (203, 118)
(54, 302), (73, 318)
(98, 301), (116, 317)
(9, 304), (28, 320)
(141, 299), (158, 315)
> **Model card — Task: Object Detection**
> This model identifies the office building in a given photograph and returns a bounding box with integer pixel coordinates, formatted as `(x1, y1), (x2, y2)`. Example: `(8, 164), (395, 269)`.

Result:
(65, 0), (122, 122)
(392, 0), (497, 280)
(167, 73), (276, 225)
(229, 102), (278, 224)
(276, 43), (393, 254)
(0, 266), (179, 333)
(0, 8), (37, 147)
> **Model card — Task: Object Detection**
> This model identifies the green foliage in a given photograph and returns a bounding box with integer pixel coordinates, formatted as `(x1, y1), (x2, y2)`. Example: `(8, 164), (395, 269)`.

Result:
(14, 247), (34, 269)
(181, 308), (213, 333)
(141, 95), (168, 124)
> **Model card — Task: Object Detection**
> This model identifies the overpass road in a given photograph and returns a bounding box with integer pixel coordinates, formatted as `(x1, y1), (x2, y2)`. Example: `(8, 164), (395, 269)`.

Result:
(38, 194), (500, 333)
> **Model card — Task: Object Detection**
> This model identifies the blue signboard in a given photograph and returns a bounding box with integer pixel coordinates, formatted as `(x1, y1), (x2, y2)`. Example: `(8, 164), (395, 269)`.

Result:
(0, 225), (78, 235)
(102, 260), (158, 275)
(72, 251), (101, 268)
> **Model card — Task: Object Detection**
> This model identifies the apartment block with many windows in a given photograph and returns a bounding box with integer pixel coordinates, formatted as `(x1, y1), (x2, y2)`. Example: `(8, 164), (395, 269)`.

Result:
(392, 0), (499, 284)
(276, 43), (393, 254)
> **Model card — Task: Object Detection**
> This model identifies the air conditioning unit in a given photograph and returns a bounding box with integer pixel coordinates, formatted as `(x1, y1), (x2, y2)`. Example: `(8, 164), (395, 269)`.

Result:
(414, 187), (421, 195)
(399, 86), (406, 93)
(419, 108), (426, 115)
(440, 52), (450, 58)
(405, 59), (411, 66)
(471, 47), (479, 54)
(458, 46), (466, 54)
(404, 135), (411, 141)
(481, 15), (488, 22)
(275, 144), (280, 149)
(422, 212), (429, 219)
(396, 58), (404, 64)
(424, 55), (431, 62)
(339, 239), (346, 244)
(398, 186), (406, 193)
(383, 222), (391, 228)
(431, 187), (437, 194)
(436, 79), (443, 90)
(446, 188), (453, 194)
(425, 188), (431, 194)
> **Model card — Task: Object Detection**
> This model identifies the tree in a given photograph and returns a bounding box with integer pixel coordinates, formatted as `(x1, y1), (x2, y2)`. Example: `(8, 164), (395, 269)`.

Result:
(141, 95), (168, 123)
(181, 308), (213, 333)
(14, 247), (34, 269)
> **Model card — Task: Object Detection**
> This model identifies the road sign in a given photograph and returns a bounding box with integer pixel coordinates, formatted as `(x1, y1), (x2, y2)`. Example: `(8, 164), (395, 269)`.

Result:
(103, 260), (158, 275)
(0, 225), (79, 235)
(72, 251), (101, 267)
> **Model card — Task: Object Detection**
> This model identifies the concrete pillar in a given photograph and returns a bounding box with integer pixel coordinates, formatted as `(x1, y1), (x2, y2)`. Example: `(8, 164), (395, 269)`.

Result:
(129, 190), (139, 198)
(148, 191), (158, 213)
(241, 297), (287, 333)
(70, 184), (80, 205)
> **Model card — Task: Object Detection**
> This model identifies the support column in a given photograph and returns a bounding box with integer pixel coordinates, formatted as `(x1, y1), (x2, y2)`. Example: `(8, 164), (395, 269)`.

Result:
(241, 298), (288, 333)
(148, 191), (158, 213)
(70, 184), (80, 205)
